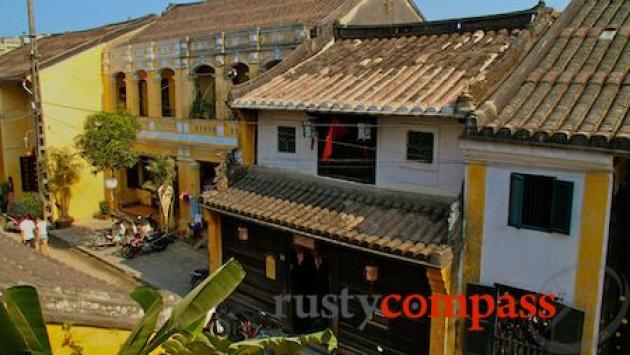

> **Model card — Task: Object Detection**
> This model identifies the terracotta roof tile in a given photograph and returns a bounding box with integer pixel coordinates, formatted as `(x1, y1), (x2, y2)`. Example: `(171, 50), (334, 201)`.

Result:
(473, 0), (630, 150)
(127, 0), (351, 44)
(232, 4), (554, 116)
(0, 237), (141, 329)
(202, 167), (459, 266)
(0, 16), (153, 81)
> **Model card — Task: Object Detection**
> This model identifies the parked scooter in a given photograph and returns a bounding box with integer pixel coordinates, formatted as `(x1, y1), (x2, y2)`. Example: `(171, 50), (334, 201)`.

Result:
(119, 217), (173, 258)
(2, 213), (21, 233)
(190, 268), (209, 289)
(91, 219), (127, 250)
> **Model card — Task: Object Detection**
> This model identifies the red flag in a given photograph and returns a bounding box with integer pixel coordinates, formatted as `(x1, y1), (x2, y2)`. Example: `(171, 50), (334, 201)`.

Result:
(321, 118), (350, 162)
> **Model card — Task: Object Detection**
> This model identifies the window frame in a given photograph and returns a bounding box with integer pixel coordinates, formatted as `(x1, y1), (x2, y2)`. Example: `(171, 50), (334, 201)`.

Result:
(277, 125), (297, 154)
(508, 172), (574, 235)
(406, 130), (435, 165)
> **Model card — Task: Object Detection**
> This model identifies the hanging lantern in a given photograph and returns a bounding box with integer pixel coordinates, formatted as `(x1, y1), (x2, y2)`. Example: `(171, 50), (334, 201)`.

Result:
(357, 122), (371, 141)
(237, 226), (249, 242)
(364, 265), (379, 282)
(104, 177), (119, 189)
(303, 120), (314, 138)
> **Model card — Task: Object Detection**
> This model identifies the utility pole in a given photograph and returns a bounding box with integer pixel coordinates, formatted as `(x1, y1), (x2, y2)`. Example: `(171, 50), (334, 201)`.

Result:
(27, 0), (52, 221)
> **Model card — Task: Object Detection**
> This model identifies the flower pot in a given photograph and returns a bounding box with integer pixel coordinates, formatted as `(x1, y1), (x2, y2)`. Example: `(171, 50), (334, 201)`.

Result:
(55, 216), (75, 229)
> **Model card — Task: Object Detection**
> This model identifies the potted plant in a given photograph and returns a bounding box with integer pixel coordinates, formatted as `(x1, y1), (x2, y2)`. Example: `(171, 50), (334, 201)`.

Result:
(142, 155), (176, 232)
(75, 111), (141, 211)
(46, 148), (82, 228)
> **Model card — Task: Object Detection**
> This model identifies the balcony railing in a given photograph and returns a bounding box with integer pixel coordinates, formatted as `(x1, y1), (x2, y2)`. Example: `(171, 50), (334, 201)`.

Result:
(137, 117), (238, 148)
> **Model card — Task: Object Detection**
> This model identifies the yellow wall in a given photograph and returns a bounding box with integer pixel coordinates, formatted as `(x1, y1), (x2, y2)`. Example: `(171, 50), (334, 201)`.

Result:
(39, 44), (109, 220)
(0, 83), (32, 197)
(47, 324), (130, 355)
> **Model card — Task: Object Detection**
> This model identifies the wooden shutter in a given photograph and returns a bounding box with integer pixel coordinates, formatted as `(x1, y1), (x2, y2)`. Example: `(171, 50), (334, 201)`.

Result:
(508, 173), (525, 228)
(551, 180), (574, 235)
(465, 283), (496, 355)
(20, 156), (38, 192)
(550, 304), (584, 355)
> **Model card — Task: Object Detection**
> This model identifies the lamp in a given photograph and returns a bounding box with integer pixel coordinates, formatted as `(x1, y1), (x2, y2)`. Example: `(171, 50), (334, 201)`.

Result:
(357, 122), (371, 141)
(303, 120), (314, 138)
(364, 264), (379, 282)
(238, 226), (249, 242)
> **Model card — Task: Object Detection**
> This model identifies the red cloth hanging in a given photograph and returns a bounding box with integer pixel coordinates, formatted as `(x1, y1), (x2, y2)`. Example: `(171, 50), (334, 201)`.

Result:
(321, 118), (350, 162)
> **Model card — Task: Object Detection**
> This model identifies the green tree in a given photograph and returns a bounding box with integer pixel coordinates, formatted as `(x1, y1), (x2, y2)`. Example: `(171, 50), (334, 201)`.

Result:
(74, 111), (141, 175)
(142, 155), (177, 231)
(46, 147), (83, 221)
(0, 259), (337, 355)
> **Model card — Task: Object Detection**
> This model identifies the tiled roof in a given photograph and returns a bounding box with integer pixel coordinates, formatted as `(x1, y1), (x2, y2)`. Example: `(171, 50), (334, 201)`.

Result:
(0, 237), (141, 329)
(202, 167), (459, 267)
(127, 0), (352, 44)
(470, 0), (630, 151)
(0, 16), (154, 81)
(232, 4), (556, 116)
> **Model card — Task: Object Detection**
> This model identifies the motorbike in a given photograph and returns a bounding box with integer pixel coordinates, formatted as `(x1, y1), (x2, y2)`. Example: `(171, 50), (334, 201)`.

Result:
(120, 218), (173, 258)
(91, 219), (127, 250)
(207, 305), (285, 342)
(2, 213), (21, 233)
(190, 268), (209, 289)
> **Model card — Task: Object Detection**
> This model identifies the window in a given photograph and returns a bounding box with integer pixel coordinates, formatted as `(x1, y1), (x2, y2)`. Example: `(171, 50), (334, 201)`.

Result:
(508, 173), (574, 234)
(317, 116), (376, 184)
(278, 126), (296, 153)
(20, 156), (38, 192)
(160, 68), (175, 117)
(407, 131), (434, 163)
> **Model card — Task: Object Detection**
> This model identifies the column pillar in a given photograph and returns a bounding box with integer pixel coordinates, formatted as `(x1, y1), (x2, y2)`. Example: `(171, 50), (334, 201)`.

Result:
(177, 158), (201, 234)
(175, 68), (192, 119)
(126, 72), (140, 116)
(105, 75), (117, 113)
(235, 109), (256, 166)
(215, 66), (232, 120)
(427, 261), (454, 355)
(203, 208), (222, 272)
(147, 71), (162, 117)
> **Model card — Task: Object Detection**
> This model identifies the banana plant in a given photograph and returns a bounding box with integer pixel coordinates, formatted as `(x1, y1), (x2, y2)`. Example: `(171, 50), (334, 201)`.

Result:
(0, 259), (338, 355)
(0, 285), (52, 355)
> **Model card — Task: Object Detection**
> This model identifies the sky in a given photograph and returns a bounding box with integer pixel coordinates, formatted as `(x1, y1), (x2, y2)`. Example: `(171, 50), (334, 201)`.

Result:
(0, 0), (570, 37)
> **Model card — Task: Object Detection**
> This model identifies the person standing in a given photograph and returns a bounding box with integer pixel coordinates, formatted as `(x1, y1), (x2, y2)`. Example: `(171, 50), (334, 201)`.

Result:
(36, 216), (49, 256)
(19, 214), (36, 249)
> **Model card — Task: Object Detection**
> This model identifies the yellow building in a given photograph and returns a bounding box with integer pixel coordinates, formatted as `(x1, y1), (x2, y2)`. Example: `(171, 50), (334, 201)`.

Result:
(0, 17), (153, 220)
(102, 0), (424, 233)
(461, 0), (629, 353)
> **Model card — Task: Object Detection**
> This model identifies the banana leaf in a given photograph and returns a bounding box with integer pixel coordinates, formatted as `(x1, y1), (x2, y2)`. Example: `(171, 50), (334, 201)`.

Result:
(230, 329), (338, 354)
(0, 302), (29, 354)
(118, 286), (164, 355)
(3, 285), (52, 354)
(146, 258), (245, 352)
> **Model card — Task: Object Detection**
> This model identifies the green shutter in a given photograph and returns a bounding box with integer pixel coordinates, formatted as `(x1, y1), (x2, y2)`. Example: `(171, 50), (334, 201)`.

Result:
(508, 173), (525, 228)
(465, 283), (496, 355)
(551, 180), (574, 235)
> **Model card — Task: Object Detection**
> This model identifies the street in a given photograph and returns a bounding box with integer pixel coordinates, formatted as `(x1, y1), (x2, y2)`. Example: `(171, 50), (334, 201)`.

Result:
(3, 219), (208, 297)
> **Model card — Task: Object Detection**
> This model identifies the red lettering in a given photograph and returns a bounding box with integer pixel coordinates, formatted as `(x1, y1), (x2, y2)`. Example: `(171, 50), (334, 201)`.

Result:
(402, 294), (428, 319)
(519, 294), (537, 318)
(469, 294), (495, 331)
(496, 294), (518, 319)
(380, 294), (402, 318)
(430, 294), (467, 318)
(538, 294), (557, 319)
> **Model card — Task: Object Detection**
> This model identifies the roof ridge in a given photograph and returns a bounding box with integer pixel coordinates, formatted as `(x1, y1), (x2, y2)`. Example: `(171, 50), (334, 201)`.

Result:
(45, 14), (156, 37)
(336, 2), (548, 39)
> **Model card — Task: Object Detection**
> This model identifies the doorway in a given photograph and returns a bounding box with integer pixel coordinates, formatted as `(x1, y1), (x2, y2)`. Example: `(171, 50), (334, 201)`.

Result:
(290, 245), (330, 333)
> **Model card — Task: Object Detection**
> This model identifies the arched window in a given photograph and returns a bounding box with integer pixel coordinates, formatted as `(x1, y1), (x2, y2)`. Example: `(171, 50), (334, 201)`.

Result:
(231, 63), (250, 85)
(114, 72), (126, 110)
(137, 71), (149, 117)
(192, 65), (215, 119)
(160, 68), (176, 117)
(262, 59), (282, 72)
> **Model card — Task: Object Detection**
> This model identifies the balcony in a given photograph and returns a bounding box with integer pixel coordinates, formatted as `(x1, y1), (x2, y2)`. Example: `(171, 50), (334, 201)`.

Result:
(137, 117), (238, 148)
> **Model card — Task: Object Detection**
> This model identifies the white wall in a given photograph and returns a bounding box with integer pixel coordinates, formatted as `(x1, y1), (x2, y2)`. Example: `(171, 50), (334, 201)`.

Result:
(480, 164), (585, 304)
(376, 117), (463, 197)
(257, 111), (465, 197)
(257, 110), (317, 174)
